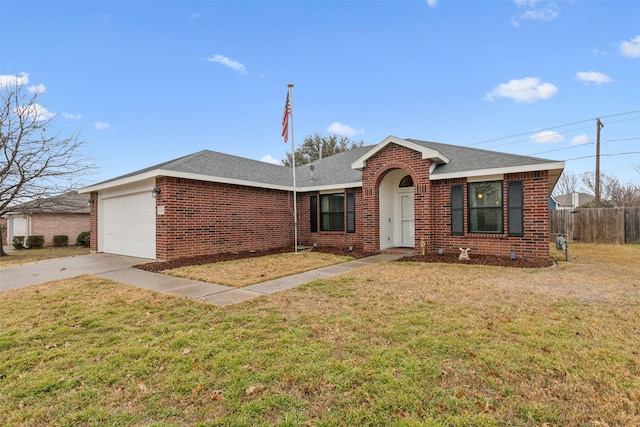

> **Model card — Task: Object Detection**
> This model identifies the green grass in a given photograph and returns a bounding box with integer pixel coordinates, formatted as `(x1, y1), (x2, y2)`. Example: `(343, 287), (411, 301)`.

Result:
(1, 244), (639, 425)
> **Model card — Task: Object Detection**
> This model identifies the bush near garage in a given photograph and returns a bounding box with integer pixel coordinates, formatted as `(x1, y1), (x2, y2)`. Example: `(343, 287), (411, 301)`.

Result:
(76, 231), (90, 247)
(25, 235), (44, 249)
(53, 235), (69, 247)
(12, 236), (25, 250)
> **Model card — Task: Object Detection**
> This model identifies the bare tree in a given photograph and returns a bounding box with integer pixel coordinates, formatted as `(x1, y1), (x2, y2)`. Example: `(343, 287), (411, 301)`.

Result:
(552, 171), (579, 198)
(581, 171), (640, 207)
(0, 78), (91, 256)
(282, 133), (365, 167)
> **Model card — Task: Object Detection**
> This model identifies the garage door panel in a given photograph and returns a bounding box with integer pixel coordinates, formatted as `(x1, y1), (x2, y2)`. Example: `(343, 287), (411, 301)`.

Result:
(102, 192), (155, 259)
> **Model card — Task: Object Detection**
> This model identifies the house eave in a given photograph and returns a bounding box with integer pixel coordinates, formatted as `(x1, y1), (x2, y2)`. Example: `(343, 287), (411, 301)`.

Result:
(297, 182), (362, 192)
(431, 161), (565, 192)
(80, 169), (294, 193)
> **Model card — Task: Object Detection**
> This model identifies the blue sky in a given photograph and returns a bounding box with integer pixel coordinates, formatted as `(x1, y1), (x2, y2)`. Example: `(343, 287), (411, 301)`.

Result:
(2, 0), (639, 188)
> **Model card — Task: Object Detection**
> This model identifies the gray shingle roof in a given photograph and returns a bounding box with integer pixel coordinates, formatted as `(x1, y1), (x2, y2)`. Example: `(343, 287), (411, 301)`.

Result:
(84, 138), (563, 192)
(92, 150), (294, 188)
(295, 145), (373, 188)
(406, 139), (560, 177)
(8, 191), (90, 214)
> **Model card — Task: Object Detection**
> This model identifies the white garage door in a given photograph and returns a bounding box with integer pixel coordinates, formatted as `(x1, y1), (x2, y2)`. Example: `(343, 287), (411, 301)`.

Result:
(101, 192), (156, 259)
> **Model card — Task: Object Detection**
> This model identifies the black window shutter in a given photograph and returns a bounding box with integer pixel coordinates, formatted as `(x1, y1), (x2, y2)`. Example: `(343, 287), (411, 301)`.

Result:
(451, 185), (464, 235)
(346, 192), (356, 233)
(507, 181), (524, 237)
(310, 194), (318, 233)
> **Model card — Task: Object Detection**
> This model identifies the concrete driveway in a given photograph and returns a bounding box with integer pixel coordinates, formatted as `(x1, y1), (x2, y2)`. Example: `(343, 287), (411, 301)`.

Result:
(0, 252), (402, 306)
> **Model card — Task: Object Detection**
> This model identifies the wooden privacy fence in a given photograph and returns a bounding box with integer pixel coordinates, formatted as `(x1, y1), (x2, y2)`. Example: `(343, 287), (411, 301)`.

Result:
(549, 207), (640, 244)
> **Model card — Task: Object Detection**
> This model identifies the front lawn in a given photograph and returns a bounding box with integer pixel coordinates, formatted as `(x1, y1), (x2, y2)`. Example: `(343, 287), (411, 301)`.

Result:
(1, 244), (638, 425)
(0, 246), (90, 268)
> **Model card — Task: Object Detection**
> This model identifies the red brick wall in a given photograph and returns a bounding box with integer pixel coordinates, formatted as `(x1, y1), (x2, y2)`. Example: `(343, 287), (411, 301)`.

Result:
(30, 213), (90, 246)
(154, 177), (295, 260)
(297, 189), (364, 250)
(360, 143), (432, 253)
(431, 171), (550, 258)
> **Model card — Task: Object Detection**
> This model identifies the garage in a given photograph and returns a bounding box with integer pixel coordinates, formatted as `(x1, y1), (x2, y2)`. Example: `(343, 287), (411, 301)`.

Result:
(99, 189), (156, 259)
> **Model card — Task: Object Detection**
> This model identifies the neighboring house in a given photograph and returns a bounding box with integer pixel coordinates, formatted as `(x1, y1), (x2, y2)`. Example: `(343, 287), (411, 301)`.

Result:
(4, 191), (90, 246)
(554, 192), (595, 210)
(79, 136), (564, 260)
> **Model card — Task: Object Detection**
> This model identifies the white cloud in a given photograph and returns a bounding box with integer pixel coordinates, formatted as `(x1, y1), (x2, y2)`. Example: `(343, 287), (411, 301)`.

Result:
(94, 122), (110, 131)
(484, 77), (558, 103)
(0, 72), (29, 87)
(260, 154), (281, 165)
(576, 71), (612, 85)
(326, 122), (364, 138)
(426, 0), (438, 7)
(62, 112), (82, 120)
(191, 12), (200, 19)
(619, 35), (640, 58)
(571, 134), (590, 146)
(511, 0), (558, 27)
(529, 130), (564, 144)
(592, 47), (608, 56)
(15, 103), (55, 121)
(27, 84), (46, 94)
(205, 54), (247, 75)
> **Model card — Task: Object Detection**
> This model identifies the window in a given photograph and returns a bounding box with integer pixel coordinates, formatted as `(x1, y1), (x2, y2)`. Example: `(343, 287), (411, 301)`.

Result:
(310, 195), (318, 233)
(321, 193), (344, 231)
(507, 181), (524, 236)
(346, 192), (356, 233)
(399, 175), (414, 187)
(468, 181), (503, 233)
(451, 185), (464, 235)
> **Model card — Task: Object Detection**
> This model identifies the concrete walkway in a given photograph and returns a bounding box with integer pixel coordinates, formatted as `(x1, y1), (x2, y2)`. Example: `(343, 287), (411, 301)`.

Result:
(0, 252), (401, 307)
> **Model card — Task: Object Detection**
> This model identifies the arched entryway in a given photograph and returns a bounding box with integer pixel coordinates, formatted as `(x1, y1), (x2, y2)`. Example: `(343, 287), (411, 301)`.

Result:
(379, 169), (414, 249)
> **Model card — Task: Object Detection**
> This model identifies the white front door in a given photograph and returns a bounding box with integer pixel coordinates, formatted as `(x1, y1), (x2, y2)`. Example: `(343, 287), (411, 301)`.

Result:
(399, 192), (414, 247)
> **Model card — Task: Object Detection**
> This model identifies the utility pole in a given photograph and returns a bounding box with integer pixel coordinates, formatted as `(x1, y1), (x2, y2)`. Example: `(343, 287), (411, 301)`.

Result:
(595, 118), (604, 208)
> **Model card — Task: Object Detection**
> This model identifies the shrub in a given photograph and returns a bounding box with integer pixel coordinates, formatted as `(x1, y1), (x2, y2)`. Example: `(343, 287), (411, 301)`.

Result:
(12, 236), (25, 250)
(76, 231), (90, 247)
(26, 235), (45, 249)
(53, 235), (69, 247)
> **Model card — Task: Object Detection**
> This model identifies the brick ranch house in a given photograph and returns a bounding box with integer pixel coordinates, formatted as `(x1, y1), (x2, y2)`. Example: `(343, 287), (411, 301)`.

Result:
(79, 136), (564, 261)
(3, 191), (90, 247)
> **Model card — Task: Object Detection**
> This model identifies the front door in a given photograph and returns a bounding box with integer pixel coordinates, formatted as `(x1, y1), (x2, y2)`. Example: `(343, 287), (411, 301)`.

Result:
(399, 192), (414, 247)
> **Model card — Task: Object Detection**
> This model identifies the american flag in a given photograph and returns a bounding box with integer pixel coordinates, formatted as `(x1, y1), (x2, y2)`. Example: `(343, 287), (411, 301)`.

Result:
(281, 92), (290, 143)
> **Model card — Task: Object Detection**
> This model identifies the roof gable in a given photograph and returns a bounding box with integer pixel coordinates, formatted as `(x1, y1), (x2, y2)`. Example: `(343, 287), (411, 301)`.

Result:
(351, 136), (449, 170)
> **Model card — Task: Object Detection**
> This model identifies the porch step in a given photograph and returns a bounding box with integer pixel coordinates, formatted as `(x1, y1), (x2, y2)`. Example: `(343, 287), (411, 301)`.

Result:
(380, 248), (417, 255)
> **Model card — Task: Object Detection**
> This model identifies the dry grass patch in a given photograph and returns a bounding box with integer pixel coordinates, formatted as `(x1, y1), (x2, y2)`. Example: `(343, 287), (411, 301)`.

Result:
(0, 246), (90, 268)
(162, 251), (353, 287)
(1, 244), (639, 426)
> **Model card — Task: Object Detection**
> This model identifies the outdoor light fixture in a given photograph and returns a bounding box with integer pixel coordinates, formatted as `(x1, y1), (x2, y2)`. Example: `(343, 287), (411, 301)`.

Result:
(151, 187), (161, 198)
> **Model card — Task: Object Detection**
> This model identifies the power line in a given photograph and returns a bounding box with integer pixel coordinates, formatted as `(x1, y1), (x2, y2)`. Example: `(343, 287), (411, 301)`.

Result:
(564, 151), (640, 161)
(529, 142), (594, 156)
(468, 109), (640, 148)
(606, 138), (640, 143)
(485, 123), (596, 150)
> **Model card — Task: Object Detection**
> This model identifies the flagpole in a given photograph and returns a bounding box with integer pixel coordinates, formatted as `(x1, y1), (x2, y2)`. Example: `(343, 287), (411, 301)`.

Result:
(287, 83), (298, 253)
